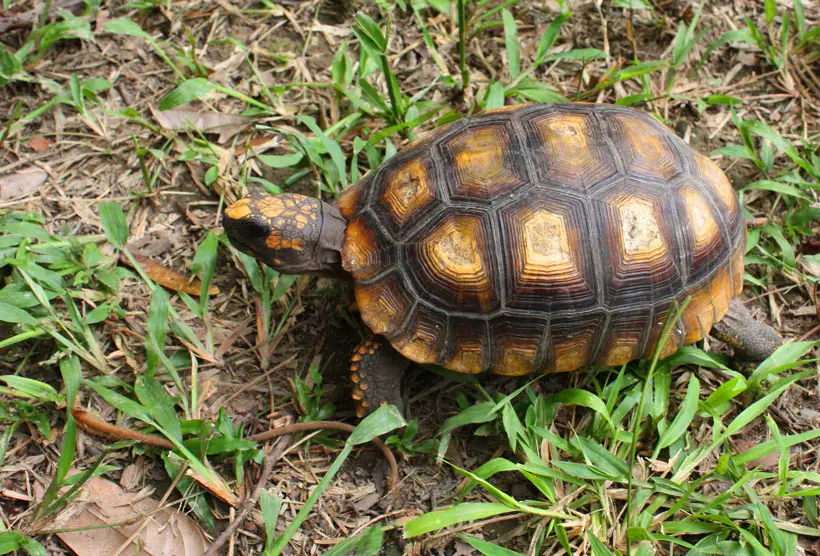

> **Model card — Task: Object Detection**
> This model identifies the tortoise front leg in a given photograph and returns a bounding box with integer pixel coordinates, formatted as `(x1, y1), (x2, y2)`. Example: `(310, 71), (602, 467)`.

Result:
(710, 298), (783, 369)
(350, 337), (410, 417)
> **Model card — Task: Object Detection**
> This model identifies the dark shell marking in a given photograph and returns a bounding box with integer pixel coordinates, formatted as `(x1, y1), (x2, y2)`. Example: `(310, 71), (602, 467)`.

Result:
(340, 104), (745, 375)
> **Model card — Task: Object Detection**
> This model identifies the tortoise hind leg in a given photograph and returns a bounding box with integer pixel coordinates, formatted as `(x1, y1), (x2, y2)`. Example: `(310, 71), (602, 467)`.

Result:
(710, 298), (783, 369)
(350, 337), (410, 417)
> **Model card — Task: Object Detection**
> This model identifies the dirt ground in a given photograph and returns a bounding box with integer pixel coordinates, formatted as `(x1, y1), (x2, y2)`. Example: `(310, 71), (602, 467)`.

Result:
(1, 0), (819, 554)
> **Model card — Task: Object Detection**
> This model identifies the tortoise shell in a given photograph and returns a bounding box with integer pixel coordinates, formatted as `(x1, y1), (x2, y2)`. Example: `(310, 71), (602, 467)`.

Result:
(336, 104), (745, 375)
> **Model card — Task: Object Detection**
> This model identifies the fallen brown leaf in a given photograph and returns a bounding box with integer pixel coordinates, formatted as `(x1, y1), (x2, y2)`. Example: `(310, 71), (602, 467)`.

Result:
(733, 439), (780, 471)
(47, 477), (209, 555)
(150, 107), (255, 143)
(27, 137), (52, 152)
(0, 168), (47, 200)
(310, 21), (352, 37)
(120, 253), (220, 296)
(182, 464), (240, 508)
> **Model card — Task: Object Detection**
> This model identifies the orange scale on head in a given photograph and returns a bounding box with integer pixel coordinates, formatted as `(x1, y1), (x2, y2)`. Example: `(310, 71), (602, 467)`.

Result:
(257, 196), (286, 218)
(266, 233), (283, 250)
(224, 197), (253, 221)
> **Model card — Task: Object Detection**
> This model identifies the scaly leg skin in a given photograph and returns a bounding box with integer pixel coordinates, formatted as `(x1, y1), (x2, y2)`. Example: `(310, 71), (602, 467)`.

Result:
(349, 337), (410, 417)
(710, 297), (784, 371)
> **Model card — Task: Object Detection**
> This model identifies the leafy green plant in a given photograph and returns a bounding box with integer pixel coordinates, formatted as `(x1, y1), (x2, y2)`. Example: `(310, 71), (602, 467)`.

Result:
(403, 324), (819, 552)
(385, 418), (437, 456)
(0, 12), (94, 88)
(712, 109), (819, 286)
(486, 9), (572, 106)
(352, 13), (406, 127)
(0, 530), (47, 556)
(293, 364), (335, 423)
(0, 210), (121, 370)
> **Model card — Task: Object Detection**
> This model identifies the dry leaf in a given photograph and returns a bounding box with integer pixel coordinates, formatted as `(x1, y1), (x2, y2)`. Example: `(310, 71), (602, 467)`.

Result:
(234, 135), (283, 157)
(0, 168), (47, 200)
(120, 253), (220, 296)
(310, 22), (351, 37)
(801, 256), (820, 278)
(184, 465), (240, 507)
(119, 457), (146, 490)
(150, 107), (255, 143)
(733, 439), (779, 471)
(738, 51), (757, 66)
(48, 477), (209, 555)
(27, 137), (52, 152)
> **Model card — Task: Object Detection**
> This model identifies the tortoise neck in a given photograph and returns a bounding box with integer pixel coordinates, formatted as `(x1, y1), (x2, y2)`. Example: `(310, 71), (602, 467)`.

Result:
(312, 201), (346, 276)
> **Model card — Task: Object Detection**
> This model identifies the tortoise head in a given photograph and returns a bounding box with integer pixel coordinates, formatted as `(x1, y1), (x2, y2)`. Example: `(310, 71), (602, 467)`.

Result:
(223, 190), (347, 276)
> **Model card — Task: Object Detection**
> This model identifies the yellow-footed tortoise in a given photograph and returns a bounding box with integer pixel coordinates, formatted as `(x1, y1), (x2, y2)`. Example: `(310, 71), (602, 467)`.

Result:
(223, 103), (782, 416)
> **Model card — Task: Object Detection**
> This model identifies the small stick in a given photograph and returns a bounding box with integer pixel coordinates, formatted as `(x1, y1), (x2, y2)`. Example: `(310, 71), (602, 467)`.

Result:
(798, 323), (820, 342)
(74, 408), (173, 449)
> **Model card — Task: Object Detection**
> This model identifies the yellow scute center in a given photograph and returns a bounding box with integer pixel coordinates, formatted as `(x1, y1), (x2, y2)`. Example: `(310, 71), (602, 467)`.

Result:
(618, 197), (664, 259)
(523, 211), (571, 267)
(434, 227), (479, 270)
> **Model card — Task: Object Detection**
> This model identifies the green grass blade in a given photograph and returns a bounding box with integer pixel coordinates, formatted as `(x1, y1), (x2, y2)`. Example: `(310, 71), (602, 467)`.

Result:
(653, 375), (700, 458)
(552, 388), (614, 433)
(0, 376), (59, 403)
(260, 489), (283, 552)
(98, 201), (128, 249)
(535, 12), (573, 64)
(349, 404), (406, 444)
(145, 286), (170, 375)
(298, 115), (348, 191)
(457, 0), (469, 90)
(458, 534), (525, 556)
(747, 341), (818, 388)
(134, 373), (183, 442)
(192, 231), (219, 311)
(587, 531), (615, 555)
(59, 355), (81, 409)
(404, 502), (517, 538)
(502, 10), (520, 81)
(158, 78), (215, 110)
(34, 415), (76, 522)
(0, 531), (48, 556)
